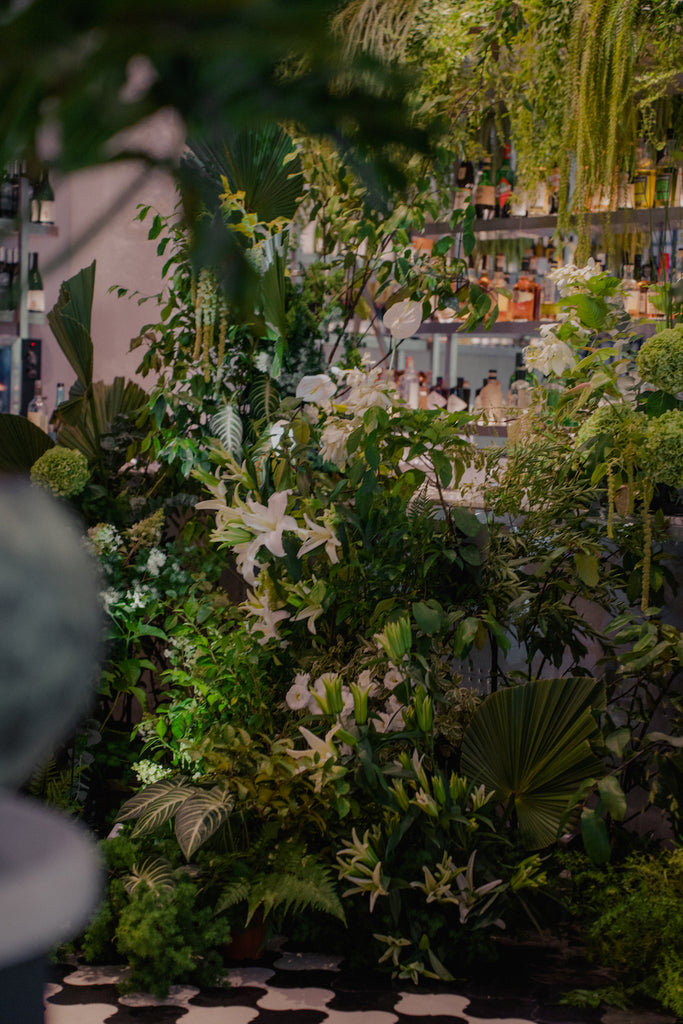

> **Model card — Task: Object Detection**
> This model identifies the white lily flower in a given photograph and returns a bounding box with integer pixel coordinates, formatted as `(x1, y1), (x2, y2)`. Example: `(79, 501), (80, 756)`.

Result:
(285, 672), (311, 711)
(240, 490), (298, 558)
(297, 512), (341, 563)
(288, 724), (342, 763)
(242, 587), (290, 645)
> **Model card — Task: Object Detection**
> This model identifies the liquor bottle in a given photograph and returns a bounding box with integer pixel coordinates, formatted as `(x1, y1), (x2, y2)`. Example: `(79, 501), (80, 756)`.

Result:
(633, 143), (655, 209)
(526, 175), (550, 217)
(475, 369), (504, 420)
(654, 141), (675, 208)
(6, 248), (19, 310)
(400, 356), (419, 409)
(617, 166), (635, 210)
(0, 166), (14, 219)
(647, 253), (668, 319)
(477, 254), (493, 293)
(492, 253), (511, 321)
(495, 144), (515, 217)
(30, 169), (55, 224)
(507, 353), (533, 409)
(27, 379), (48, 432)
(548, 165), (561, 214)
(48, 382), (66, 440)
(454, 159), (475, 210)
(622, 262), (640, 318)
(511, 257), (541, 320)
(0, 248), (9, 310)
(540, 260), (559, 319)
(638, 257), (651, 317)
(27, 252), (44, 313)
(473, 158), (496, 220)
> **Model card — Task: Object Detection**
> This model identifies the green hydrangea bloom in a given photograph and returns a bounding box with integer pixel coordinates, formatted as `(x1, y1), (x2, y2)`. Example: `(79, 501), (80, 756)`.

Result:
(636, 326), (683, 395)
(576, 404), (646, 450)
(30, 447), (90, 498)
(641, 410), (683, 490)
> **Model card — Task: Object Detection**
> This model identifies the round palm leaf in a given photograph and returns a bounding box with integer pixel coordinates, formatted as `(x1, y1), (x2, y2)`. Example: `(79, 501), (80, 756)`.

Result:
(460, 677), (605, 849)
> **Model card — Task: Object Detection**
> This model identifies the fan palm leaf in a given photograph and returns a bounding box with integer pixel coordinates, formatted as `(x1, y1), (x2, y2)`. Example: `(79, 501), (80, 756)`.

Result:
(461, 677), (605, 849)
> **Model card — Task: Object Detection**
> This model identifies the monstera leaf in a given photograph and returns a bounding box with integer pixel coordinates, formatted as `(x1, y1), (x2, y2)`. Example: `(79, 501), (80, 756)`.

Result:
(461, 677), (605, 849)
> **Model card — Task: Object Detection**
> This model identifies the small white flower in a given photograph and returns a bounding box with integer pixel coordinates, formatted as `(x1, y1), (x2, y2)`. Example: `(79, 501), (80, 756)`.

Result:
(319, 419), (355, 469)
(146, 547), (167, 577)
(286, 672), (312, 711)
(100, 587), (122, 614)
(383, 664), (403, 691)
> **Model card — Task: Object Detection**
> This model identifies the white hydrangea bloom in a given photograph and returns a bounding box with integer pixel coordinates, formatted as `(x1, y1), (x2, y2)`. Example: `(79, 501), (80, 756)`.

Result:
(146, 547), (167, 576)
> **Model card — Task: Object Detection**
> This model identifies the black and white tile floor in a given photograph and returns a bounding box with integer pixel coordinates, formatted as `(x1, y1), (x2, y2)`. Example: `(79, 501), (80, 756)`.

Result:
(43, 948), (678, 1024)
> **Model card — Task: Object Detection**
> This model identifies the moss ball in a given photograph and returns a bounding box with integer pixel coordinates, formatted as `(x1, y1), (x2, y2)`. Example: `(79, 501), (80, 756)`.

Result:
(636, 326), (683, 395)
(30, 447), (90, 498)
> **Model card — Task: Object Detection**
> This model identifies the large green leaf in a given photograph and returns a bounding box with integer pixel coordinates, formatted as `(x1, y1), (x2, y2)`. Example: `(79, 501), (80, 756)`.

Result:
(0, 414), (54, 472)
(57, 377), (148, 464)
(116, 777), (194, 832)
(47, 262), (96, 390)
(174, 786), (234, 860)
(461, 677), (605, 849)
(187, 125), (305, 224)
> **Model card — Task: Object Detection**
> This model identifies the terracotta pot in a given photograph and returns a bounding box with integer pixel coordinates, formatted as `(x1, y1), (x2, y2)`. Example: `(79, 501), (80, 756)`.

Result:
(224, 920), (266, 961)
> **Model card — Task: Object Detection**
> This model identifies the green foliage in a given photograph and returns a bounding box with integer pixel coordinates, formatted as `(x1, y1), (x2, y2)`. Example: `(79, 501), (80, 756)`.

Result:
(551, 849), (683, 1015)
(0, 413), (54, 472)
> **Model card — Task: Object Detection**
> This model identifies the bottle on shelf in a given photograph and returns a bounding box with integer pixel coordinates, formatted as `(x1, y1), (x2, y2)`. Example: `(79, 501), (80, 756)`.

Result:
(540, 260), (559, 319)
(454, 159), (475, 210)
(30, 169), (55, 225)
(6, 248), (19, 311)
(474, 368), (504, 421)
(27, 252), (44, 313)
(0, 247), (10, 310)
(473, 158), (496, 220)
(492, 253), (511, 321)
(622, 260), (640, 318)
(511, 256), (541, 320)
(400, 355), (419, 409)
(637, 256), (651, 317)
(48, 382), (66, 441)
(27, 379), (48, 432)
(646, 253), (668, 319)
(633, 143), (655, 209)
(548, 165), (561, 215)
(654, 134), (676, 209)
(526, 174), (550, 217)
(507, 353), (533, 410)
(0, 165), (15, 219)
(495, 144), (515, 217)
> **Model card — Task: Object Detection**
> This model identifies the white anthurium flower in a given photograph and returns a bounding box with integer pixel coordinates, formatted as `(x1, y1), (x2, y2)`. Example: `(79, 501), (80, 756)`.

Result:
(524, 332), (577, 377)
(296, 373), (337, 407)
(240, 490), (298, 558)
(383, 298), (423, 340)
(297, 512), (342, 564)
(242, 587), (290, 645)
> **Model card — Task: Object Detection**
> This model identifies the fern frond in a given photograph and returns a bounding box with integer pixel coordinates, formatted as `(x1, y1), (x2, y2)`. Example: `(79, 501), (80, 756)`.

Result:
(406, 488), (437, 524)
(246, 855), (345, 926)
(216, 879), (251, 915)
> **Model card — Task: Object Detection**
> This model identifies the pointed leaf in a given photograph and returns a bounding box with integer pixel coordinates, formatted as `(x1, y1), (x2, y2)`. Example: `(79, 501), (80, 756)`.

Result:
(116, 777), (193, 831)
(461, 678), (605, 849)
(47, 262), (96, 389)
(174, 787), (234, 859)
(0, 413), (53, 472)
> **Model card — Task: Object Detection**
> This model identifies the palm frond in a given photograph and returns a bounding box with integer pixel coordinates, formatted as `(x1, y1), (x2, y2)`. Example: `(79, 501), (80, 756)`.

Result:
(333, 0), (423, 60)
(123, 857), (177, 897)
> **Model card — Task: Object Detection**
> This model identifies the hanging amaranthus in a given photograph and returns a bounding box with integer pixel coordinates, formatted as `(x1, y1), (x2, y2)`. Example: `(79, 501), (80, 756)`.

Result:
(193, 268), (218, 381)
